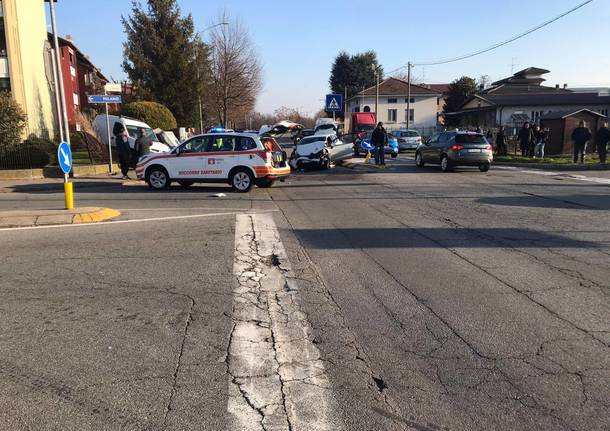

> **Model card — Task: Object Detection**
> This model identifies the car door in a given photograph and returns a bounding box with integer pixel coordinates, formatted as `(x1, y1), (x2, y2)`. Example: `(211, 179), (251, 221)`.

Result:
(328, 135), (350, 162)
(422, 133), (439, 162)
(203, 135), (238, 180)
(170, 136), (207, 179)
(432, 133), (451, 163)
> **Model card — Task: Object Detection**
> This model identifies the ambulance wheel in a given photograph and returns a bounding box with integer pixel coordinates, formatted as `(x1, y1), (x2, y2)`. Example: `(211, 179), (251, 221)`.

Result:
(256, 178), (275, 188)
(230, 168), (254, 193)
(146, 166), (170, 190)
(178, 181), (194, 188)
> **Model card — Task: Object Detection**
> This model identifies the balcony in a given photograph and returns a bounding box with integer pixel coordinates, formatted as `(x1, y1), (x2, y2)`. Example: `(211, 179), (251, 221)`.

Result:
(0, 57), (9, 79)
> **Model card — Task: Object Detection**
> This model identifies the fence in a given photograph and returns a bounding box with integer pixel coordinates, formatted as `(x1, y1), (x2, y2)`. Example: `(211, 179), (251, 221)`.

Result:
(0, 144), (37, 170)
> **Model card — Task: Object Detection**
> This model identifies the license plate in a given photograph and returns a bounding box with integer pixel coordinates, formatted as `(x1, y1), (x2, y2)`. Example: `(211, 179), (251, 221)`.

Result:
(468, 149), (481, 153)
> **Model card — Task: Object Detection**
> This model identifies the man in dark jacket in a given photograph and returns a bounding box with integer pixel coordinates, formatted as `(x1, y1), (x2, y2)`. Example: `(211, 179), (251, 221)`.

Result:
(596, 121), (609, 164)
(571, 120), (592, 164)
(134, 128), (152, 160)
(371, 122), (387, 165)
(517, 122), (535, 157)
(113, 122), (131, 179)
(495, 126), (507, 156)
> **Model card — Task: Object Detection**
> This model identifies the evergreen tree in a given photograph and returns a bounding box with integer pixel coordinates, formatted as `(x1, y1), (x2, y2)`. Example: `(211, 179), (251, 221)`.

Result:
(329, 51), (382, 99)
(443, 76), (479, 126)
(122, 0), (210, 126)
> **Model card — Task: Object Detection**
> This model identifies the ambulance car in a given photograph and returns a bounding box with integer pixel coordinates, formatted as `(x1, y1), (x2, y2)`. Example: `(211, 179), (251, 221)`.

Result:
(135, 131), (290, 192)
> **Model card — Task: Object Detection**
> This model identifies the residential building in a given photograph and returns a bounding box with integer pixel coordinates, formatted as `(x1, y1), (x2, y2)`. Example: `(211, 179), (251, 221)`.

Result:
(422, 83), (450, 125)
(346, 77), (442, 131)
(52, 34), (109, 131)
(446, 68), (610, 132)
(0, 0), (57, 139)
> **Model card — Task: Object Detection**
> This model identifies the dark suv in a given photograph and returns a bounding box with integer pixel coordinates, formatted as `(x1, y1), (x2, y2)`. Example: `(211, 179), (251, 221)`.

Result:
(415, 131), (493, 172)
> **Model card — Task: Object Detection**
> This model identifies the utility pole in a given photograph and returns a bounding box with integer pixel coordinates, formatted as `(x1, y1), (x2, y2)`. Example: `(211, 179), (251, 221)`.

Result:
(406, 62), (412, 129)
(374, 68), (380, 118)
(48, 0), (71, 182)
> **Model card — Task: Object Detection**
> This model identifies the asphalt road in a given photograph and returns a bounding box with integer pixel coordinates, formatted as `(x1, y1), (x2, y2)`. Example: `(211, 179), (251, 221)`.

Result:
(0, 158), (608, 430)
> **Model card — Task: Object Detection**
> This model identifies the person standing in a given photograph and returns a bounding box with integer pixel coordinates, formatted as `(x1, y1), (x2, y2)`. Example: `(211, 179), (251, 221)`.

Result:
(134, 127), (151, 160)
(495, 126), (507, 156)
(113, 122), (131, 179)
(596, 121), (609, 164)
(571, 120), (592, 164)
(371, 122), (387, 165)
(517, 122), (535, 157)
(534, 126), (547, 158)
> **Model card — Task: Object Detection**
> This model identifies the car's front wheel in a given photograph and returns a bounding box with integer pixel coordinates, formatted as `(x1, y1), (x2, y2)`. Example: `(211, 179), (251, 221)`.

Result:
(440, 155), (451, 172)
(230, 168), (254, 193)
(146, 166), (170, 190)
(415, 152), (424, 167)
(479, 163), (491, 172)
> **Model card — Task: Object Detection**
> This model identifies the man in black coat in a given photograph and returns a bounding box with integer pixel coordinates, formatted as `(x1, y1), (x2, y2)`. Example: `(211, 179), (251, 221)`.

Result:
(596, 121), (609, 164)
(134, 128), (152, 159)
(517, 122), (535, 157)
(371, 122), (387, 165)
(571, 120), (592, 164)
(113, 122), (131, 179)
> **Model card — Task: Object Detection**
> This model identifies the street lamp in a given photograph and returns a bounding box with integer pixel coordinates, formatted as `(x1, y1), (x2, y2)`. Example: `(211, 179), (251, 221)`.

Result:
(195, 22), (228, 132)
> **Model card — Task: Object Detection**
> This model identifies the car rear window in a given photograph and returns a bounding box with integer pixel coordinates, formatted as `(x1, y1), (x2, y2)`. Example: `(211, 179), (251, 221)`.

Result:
(455, 134), (486, 144)
(401, 131), (419, 137)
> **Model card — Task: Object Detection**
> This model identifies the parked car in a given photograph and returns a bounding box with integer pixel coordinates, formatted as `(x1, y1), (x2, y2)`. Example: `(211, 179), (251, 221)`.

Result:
(292, 128), (315, 145)
(289, 134), (351, 170)
(415, 131), (493, 172)
(353, 131), (399, 158)
(392, 129), (422, 151)
(94, 115), (171, 154)
(313, 118), (339, 136)
(136, 131), (289, 192)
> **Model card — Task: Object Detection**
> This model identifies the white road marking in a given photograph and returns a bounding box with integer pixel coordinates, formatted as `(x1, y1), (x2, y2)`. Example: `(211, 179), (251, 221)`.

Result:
(228, 213), (336, 431)
(495, 166), (610, 184)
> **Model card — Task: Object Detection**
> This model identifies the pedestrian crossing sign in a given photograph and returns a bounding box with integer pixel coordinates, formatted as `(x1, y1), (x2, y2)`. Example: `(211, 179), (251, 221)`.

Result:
(325, 94), (343, 112)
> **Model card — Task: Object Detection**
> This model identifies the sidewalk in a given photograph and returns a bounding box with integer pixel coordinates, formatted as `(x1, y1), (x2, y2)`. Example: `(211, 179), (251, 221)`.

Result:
(0, 207), (121, 228)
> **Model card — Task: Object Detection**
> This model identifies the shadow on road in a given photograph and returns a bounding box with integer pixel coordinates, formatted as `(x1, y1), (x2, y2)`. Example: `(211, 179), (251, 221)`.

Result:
(293, 227), (599, 249)
(478, 194), (610, 210)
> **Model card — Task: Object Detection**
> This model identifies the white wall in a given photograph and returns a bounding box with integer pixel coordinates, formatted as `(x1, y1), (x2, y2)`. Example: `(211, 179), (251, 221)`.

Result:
(347, 95), (439, 129)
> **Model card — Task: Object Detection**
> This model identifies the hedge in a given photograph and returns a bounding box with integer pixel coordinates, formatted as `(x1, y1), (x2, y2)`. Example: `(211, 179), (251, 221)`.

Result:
(122, 101), (177, 130)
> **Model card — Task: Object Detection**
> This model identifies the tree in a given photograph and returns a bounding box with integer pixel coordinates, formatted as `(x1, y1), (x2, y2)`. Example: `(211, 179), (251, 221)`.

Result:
(122, 0), (209, 126)
(207, 12), (262, 128)
(478, 75), (491, 90)
(122, 101), (177, 130)
(443, 76), (479, 126)
(329, 51), (382, 99)
(0, 91), (27, 149)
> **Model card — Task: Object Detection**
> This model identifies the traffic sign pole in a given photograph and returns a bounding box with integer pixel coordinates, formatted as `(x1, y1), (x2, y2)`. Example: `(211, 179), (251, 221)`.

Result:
(104, 89), (113, 174)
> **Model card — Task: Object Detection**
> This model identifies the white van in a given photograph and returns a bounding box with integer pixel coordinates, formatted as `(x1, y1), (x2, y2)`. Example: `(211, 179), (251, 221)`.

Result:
(313, 118), (338, 136)
(94, 115), (171, 154)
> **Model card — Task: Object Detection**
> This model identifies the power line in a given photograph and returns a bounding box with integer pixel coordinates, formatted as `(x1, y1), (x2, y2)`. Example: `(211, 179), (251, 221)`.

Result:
(388, 0), (593, 74)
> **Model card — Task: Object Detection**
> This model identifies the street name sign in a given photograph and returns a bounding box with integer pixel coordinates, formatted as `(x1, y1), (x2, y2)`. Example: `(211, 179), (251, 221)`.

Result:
(88, 95), (122, 104)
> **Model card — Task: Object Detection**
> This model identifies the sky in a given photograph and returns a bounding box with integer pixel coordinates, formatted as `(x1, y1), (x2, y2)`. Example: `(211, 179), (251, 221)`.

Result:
(50, 0), (610, 116)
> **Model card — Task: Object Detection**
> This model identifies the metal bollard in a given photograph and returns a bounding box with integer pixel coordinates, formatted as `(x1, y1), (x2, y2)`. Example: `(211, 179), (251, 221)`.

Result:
(64, 182), (74, 209)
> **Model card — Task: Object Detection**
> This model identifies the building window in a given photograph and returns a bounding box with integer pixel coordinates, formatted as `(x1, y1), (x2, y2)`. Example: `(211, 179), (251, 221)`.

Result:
(354, 106), (360, 113)
(363, 106), (371, 112)
(405, 109), (414, 122)
(405, 98), (415, 103)
(388, 109), (397, 122)
(73, 93), (79, 106)
(388, 98), (397, 104)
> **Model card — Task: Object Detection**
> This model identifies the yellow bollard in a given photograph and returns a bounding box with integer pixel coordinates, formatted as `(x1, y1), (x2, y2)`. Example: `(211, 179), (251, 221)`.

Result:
(64, 182), (74, 209)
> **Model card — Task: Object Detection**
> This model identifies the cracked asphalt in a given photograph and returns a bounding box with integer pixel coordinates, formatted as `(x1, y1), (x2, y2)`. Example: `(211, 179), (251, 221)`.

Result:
(0, 158), (608, 430)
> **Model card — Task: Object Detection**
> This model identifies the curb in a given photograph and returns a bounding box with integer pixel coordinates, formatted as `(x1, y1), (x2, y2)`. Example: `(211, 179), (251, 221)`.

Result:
(73, 208), (122, 224)
(0, 164), (120, 180)
(0, 207), (121, 228)
(494, 162), (609, 171)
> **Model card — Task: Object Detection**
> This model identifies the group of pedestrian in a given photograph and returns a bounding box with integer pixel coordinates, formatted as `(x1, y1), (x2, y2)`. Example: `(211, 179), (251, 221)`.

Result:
(112, 122), (151, 180)
(571, 120), (610, 164)
(516, 122), (547, 158)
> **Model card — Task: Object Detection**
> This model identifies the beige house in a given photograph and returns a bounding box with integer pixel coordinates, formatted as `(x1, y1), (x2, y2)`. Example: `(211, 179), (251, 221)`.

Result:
(1, 0), (57, 139)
